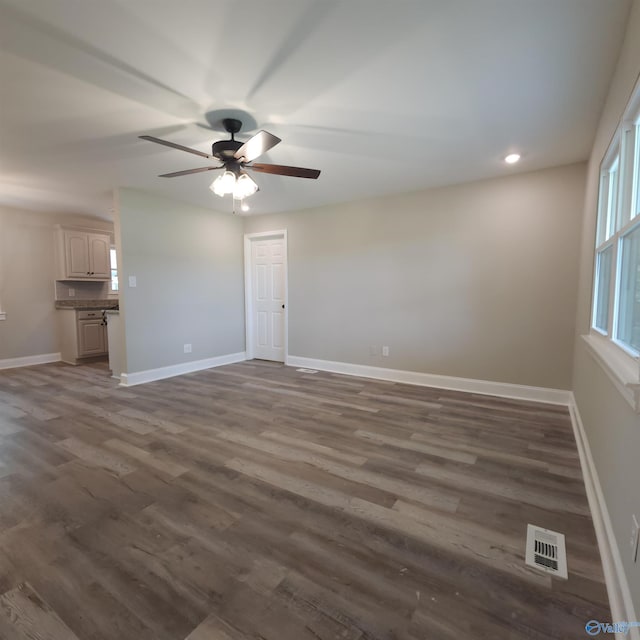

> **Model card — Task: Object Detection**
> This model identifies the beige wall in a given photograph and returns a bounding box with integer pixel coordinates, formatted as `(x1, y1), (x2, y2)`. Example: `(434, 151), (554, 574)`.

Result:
(244, 163), (586, 389)
(0, 206), (57, 359)
(116, 188), (245, 374)
(572, 0), (640, 613)
(0, 206), (112, 361)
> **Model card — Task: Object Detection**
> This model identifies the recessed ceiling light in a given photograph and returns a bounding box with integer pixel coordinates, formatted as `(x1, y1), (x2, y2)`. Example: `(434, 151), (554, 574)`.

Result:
(505, 153), (521, 164)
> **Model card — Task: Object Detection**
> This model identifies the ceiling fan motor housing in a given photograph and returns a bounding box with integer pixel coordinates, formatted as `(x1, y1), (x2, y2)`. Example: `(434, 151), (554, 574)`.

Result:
(212, 139), (243, 160)
(212, 118), (244, 160)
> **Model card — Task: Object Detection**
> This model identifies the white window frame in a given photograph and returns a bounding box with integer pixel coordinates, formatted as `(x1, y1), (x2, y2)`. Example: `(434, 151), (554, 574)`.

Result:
(586, 78), (640, 412)
(110, 246), (119, 294)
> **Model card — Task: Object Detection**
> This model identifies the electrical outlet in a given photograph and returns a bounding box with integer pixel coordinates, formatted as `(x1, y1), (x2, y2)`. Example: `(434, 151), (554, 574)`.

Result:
(382, 345), (390, 357)
(184, 343), (192, 354)
(631, 515), (639, 562)
(68, 288), (75, 297)
(370, 345), (378, 356)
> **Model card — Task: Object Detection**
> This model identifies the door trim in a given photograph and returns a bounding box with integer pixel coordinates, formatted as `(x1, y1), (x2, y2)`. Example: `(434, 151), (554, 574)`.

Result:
(244, 230), (288, 363)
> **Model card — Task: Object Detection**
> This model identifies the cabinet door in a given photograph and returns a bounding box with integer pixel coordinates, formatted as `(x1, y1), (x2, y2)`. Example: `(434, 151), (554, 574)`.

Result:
(88, 234), (111, 278)
(64, 232), (90, 278)
(78, 320), (107, 356)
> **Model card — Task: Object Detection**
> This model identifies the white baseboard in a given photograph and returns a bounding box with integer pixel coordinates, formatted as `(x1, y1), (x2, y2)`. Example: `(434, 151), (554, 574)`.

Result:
(287, 355), (572, 405)
(119, 351), (246, 387)
(0, 352), (61, 370)
(568, 398), (639, 640)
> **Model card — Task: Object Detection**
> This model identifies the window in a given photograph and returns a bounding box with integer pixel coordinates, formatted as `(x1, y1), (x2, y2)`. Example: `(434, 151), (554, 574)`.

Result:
(593, 244), (613, 333)
(617, 223), (640, 351)
(588, 80), (640, 410)
(110, 247), (118, 292)
(593, 125), (640, 354)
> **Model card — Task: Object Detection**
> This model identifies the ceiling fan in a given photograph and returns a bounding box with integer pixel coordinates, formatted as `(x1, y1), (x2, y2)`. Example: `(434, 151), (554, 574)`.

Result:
(139, 118), (320, 202)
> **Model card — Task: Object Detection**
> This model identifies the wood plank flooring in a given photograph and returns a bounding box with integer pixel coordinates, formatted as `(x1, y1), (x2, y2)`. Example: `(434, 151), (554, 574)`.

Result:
(0, 359), (609, 639)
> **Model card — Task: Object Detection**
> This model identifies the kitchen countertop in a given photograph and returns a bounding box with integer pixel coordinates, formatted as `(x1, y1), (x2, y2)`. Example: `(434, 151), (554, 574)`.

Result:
(55, 299), (119, 310)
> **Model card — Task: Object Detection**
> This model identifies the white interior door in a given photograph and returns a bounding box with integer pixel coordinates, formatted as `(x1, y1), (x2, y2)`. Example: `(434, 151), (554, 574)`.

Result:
(251, 237), (286, 362)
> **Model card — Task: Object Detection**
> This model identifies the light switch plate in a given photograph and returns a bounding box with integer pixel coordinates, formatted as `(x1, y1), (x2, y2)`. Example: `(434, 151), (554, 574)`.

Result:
(128, 275), (137, 288)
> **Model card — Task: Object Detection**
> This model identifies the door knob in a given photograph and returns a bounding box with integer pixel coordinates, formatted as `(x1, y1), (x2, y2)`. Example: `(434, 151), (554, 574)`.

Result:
(282, 304), (285, 309)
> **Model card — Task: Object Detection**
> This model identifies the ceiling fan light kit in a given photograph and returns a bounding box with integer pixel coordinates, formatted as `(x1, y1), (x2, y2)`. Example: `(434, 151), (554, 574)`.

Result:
(140, 117), (320, 208)
(209, 170), (258, 200)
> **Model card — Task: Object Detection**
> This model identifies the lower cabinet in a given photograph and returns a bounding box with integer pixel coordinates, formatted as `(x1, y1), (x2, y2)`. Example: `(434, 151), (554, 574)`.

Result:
(58, 309), (108, 364)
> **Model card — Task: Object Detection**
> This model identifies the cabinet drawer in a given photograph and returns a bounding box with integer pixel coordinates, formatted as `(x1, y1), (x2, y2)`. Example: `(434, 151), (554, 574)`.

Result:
(77, 310), (102, 320)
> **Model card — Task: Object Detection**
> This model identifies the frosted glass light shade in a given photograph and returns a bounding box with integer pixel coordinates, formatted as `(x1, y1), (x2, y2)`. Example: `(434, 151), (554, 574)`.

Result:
(233, 173), (258, 199)
(210, 170), (236, 196)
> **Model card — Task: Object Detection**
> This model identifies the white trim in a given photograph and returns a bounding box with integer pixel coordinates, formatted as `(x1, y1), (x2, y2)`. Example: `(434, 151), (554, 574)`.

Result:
(568, 397), (639, 640)
(582, 334), (640, 412)
(287, 355), (572, 405)
(243, 230), (288, 364)
(0, 352), (61, 370)
(119, 351), (246, 387)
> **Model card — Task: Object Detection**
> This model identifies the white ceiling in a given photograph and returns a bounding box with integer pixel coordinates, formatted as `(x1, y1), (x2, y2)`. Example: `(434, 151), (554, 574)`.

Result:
(0, 0), (631, 218)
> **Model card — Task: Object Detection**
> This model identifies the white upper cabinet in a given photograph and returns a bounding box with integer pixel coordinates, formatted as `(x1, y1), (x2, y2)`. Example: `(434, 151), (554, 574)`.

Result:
(87, 234), (111, 278)
(57, 228), (112, 280)
(64, 230), (90, 278)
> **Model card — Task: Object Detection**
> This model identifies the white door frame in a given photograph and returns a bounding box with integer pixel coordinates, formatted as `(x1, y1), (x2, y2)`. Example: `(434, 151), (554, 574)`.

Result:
(244, 230), (288, 363)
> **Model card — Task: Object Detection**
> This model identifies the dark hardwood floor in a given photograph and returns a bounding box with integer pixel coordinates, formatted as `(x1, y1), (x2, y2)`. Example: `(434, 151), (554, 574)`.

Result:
(0, 359), (609, 639)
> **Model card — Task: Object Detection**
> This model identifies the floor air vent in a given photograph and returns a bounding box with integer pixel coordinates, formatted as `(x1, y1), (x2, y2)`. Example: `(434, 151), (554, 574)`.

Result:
(525, 524), (568, 579)
(296, 368), (318, 374)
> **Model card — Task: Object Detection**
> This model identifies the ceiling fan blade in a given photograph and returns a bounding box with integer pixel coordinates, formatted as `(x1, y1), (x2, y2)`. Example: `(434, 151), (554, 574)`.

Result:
(249, 163), (321, 179)
(234, 130), (281, 162)
(140, 135), (212, 159)
(158, 166), (223, 178)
